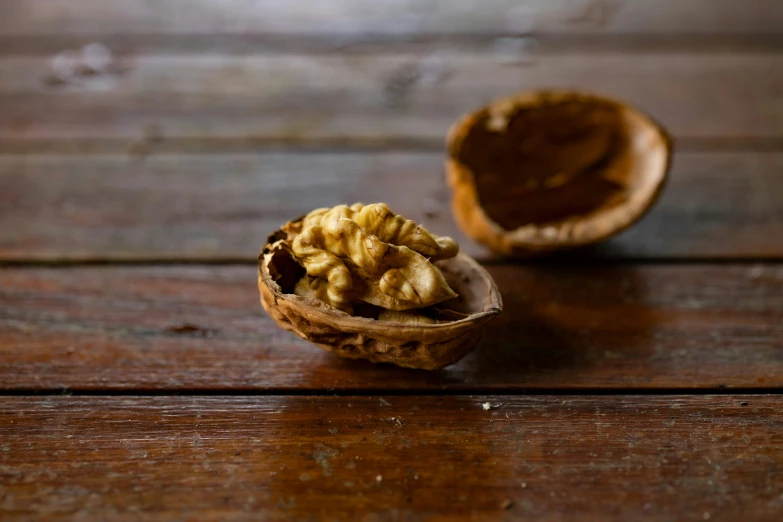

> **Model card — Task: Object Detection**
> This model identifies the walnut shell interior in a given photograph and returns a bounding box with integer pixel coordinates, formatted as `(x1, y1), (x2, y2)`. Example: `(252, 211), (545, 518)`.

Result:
(258, 226), (502, 370)
(446, 90), (673, 255)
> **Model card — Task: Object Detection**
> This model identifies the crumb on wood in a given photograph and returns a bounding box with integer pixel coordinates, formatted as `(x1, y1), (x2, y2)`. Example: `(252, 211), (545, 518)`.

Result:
(500, 499), (514, 510)
(376, 474), (383, 483)
(482, 402), (493, 411)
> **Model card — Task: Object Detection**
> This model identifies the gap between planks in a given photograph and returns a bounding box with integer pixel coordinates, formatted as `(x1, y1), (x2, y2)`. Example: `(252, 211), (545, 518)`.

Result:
(4, 137), (783, 156)
(3, 258), (783, 267)
(1, 34), (782, 57)
(2, 388), (783, 397)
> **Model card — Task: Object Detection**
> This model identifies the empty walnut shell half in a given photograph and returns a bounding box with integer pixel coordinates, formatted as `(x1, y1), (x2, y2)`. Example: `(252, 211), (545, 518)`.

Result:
(446, 90), (673, 255)
(259, 223), (502, 370)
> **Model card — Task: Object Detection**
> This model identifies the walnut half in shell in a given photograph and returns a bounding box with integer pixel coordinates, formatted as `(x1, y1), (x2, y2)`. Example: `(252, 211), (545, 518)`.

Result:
(258, 207), (502, 370)
(446, 90), (673, 256)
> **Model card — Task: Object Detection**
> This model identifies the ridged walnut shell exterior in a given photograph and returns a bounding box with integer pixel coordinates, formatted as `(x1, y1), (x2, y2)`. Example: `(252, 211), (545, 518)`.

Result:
(258, 227), (502, 370)
(446, 90), (673, 256)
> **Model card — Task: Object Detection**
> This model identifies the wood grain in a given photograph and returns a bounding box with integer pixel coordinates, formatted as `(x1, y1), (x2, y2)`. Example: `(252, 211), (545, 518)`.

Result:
(1, 264), (781, 391)
(1, 396), (781, 521)
(1, 3), (780, 519)
(1, 52), (781, 147)
(1, 152), (782, 262)
(4, 0), (782, 36)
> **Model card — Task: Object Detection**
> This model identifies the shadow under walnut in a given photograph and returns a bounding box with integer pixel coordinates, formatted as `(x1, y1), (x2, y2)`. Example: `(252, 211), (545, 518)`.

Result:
(258, 229), (502, 370)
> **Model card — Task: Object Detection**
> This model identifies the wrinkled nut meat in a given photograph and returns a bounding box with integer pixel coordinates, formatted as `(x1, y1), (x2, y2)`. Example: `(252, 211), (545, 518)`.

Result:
(287, 203), (459, 314)
(258, 203), (502, 370)
(446, 90), (673, 255)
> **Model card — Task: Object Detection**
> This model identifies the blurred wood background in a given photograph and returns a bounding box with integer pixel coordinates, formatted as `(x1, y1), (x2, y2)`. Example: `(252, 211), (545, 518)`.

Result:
(1, 1), (782, 520)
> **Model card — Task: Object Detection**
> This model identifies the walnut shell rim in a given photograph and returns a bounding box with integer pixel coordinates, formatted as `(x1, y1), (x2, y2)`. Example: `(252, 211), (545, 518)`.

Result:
(446, 89), (674, 256)
(258, 227), (502, 370)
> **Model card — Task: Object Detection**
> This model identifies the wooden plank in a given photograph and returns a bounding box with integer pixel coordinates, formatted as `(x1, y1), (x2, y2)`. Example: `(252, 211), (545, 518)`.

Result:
(1, 396), (781, 521)
(4, 0), (782, 36)
(0, 52), (781, 146)
(1, 264), (781, 391)
(1, 152), (782, 261)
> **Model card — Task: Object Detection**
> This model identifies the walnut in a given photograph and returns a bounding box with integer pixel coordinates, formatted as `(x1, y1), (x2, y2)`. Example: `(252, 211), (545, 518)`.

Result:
(258, 203), (502, 370)
(287, 203), (459, 314)
(446, 90), (673, 256)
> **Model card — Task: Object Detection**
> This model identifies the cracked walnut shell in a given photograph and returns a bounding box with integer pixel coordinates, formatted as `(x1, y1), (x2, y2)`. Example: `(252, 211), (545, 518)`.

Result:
(258, 204), (502, 370)
(446, 90), (673, 256)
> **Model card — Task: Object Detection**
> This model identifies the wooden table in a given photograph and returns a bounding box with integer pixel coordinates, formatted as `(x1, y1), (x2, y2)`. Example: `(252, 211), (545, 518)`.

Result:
(1, 2), (782, 520)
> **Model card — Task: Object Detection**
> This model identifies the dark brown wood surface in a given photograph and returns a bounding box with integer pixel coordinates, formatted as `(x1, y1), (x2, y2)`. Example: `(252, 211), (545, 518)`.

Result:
(2, 264), (781, 391)
(2, 1), (783, 519)
(1, 152), (782, 261)
(1, 396), (782, 522)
